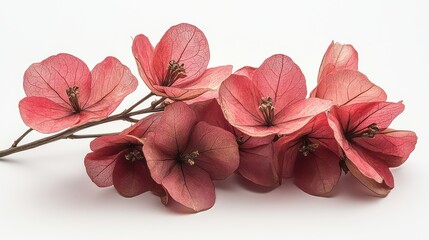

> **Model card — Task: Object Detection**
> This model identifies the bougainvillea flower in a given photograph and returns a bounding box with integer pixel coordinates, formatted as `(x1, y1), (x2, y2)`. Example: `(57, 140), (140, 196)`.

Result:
(143, 102), (239, 212)
(274, 113), (341, 196)
(218, 54), (332, 137)
(191, 99), (279, 187)
(132, 23), (232, 101)
(327, 101), (417, 196)
(317, 41), (358, 82)
(84, 114), (162, 197)
(311, 70), (387, 106)
(19, 53), (138, 133)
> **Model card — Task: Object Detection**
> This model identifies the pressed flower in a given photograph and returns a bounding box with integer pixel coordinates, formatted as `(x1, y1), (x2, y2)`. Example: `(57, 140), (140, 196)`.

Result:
(327, 101), (417, 196)
(84, 114), (162, 197)
(132, 23), (232, 101)
(19, 53), (137, 133)
(191, 99), (279, 187)
(218, 54), (332, 137)
(317, 41), (358, 82)
(143, 102), (239, 212)
(275, 113), (341, 196)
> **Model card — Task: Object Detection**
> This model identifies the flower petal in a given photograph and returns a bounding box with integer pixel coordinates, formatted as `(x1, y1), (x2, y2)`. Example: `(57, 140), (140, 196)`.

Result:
(162, 164), (215, 212)
(83, 57), (138, 117)
(112, 153), (159, 197)
(253, 54), (307, 115)
(313, 70), (387, 106)
(331, 101), (404, 133)
(318, 41), (358, 82)
(345, 144), (393, 196)
(153, 23), (209, 86)
(84, 148), (126, 187)
(153, 85), (209, 101)
(185, 122), (239, 180)
(190, 98), (233, 131)
(218, 74), (265, 131)
(121, 113), (161, 137)
(294, 146), (341, 196)
(23, 53), (91, 108)
(176, 65), (232, 89)
(234, 66), (257, 79)
(19, 96), (79, 133)
(274, 98), (333, 135)
(132, 34), (156, 88)
(354, 129), (417, 167)
(238, 142), (279, 187)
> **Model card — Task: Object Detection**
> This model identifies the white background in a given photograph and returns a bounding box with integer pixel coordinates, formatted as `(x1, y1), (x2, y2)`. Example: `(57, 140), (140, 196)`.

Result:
(1, 0), (428, 239)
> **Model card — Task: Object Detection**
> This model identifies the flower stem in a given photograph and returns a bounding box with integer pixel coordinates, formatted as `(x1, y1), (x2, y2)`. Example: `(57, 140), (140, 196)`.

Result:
(11, 128), (33, 147)
(67, 132), (119, 139)
(0, 96), (166, 158)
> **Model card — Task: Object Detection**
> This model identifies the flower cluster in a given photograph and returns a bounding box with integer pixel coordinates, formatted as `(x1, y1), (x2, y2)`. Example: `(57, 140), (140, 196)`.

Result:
(7, 23), (416, 212)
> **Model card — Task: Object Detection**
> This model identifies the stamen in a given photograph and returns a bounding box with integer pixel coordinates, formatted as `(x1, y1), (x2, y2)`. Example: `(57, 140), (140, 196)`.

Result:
(125, 149), (144, 162)
(180, 150), (199, 166)
(163, 60), (187, 86)
(299, 139), (319, 157)
(259, 97), (275, 126)
(66, 85), (81, 113)
(347, 123), (380, 139)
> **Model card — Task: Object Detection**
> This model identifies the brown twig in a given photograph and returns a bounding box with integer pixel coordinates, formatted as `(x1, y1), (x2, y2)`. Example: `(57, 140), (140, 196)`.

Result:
(11, 128), (33, 147)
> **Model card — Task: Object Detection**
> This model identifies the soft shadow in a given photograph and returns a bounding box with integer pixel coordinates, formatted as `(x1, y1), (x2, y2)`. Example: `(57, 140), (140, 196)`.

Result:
(234, 175), (279, 193)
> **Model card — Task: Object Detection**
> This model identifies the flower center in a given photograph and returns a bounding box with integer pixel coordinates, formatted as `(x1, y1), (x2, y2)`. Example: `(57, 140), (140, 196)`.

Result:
(180, 150), (199, 166)
(347, 123), (380, 140)
(163, 60), (187, 86)
(125, 149), (144, 162)
(66, 85), (81, 113)
(259, 97), (275, 126)
(299, 138), (319, 157)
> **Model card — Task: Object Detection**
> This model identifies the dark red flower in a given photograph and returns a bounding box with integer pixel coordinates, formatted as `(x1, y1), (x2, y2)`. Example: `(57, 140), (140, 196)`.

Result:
(191, 99), (279, 187)
(218, 54), (332, 137)
(19, 53), (138, 133)
(84, 114), (162, 197)
(143, 102), (239, 212)
(274, 113), (341, 196)
(132, 23), (232, 101)
(327, 101), (417, 196)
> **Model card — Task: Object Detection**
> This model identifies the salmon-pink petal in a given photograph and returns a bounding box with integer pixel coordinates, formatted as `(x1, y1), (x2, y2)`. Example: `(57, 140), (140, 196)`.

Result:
(313, 70), (387, 106)
(84, 149), (127, 187)
(354, 129), (417, 167)
(83, 57), (138, 116)
(121, 113), (161, 137)
(162, 164), (215, 212)
(132, 34), (156, 88)
(345, 144), (393, 196)
(234, 66), (257, 79)
(184, 89), (218, 104)
(153, 23), (209, 86)
(253, 54), (306, 115)
(89, 135), (142, 151)
(294, 147), (341, 196)
(274, 139), (299, 178)
(218, 74), (265, 130)
(274, 98), (332, 135)
(318, 41), (358, 82)
(144, 132), (177, 184)
(190, 98), (232, 131)
(19, 96), (79, 133)
(176, 65), (232, 89)
(333, 102), (404, 133)
(112, 154), (158, 197)
(24, 53), (91, 108)
(153, 85), (209, 101)
(238, 143), (279, 187)
(185, 122), (239, 180)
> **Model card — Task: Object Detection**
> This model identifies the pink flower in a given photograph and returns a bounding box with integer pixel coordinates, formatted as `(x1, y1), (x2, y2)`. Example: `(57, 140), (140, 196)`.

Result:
(191, 99), (279, 187)
(311, 41), (386, 105)
(19, 53), (138, 133)
(218, 54), (332, 137)
(132, 23), (232, 101)
(143, 102), (239, 212)
(327, 101), (417, 196)
(274, 113), (341, 196)
(84, 114), (162, 197)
